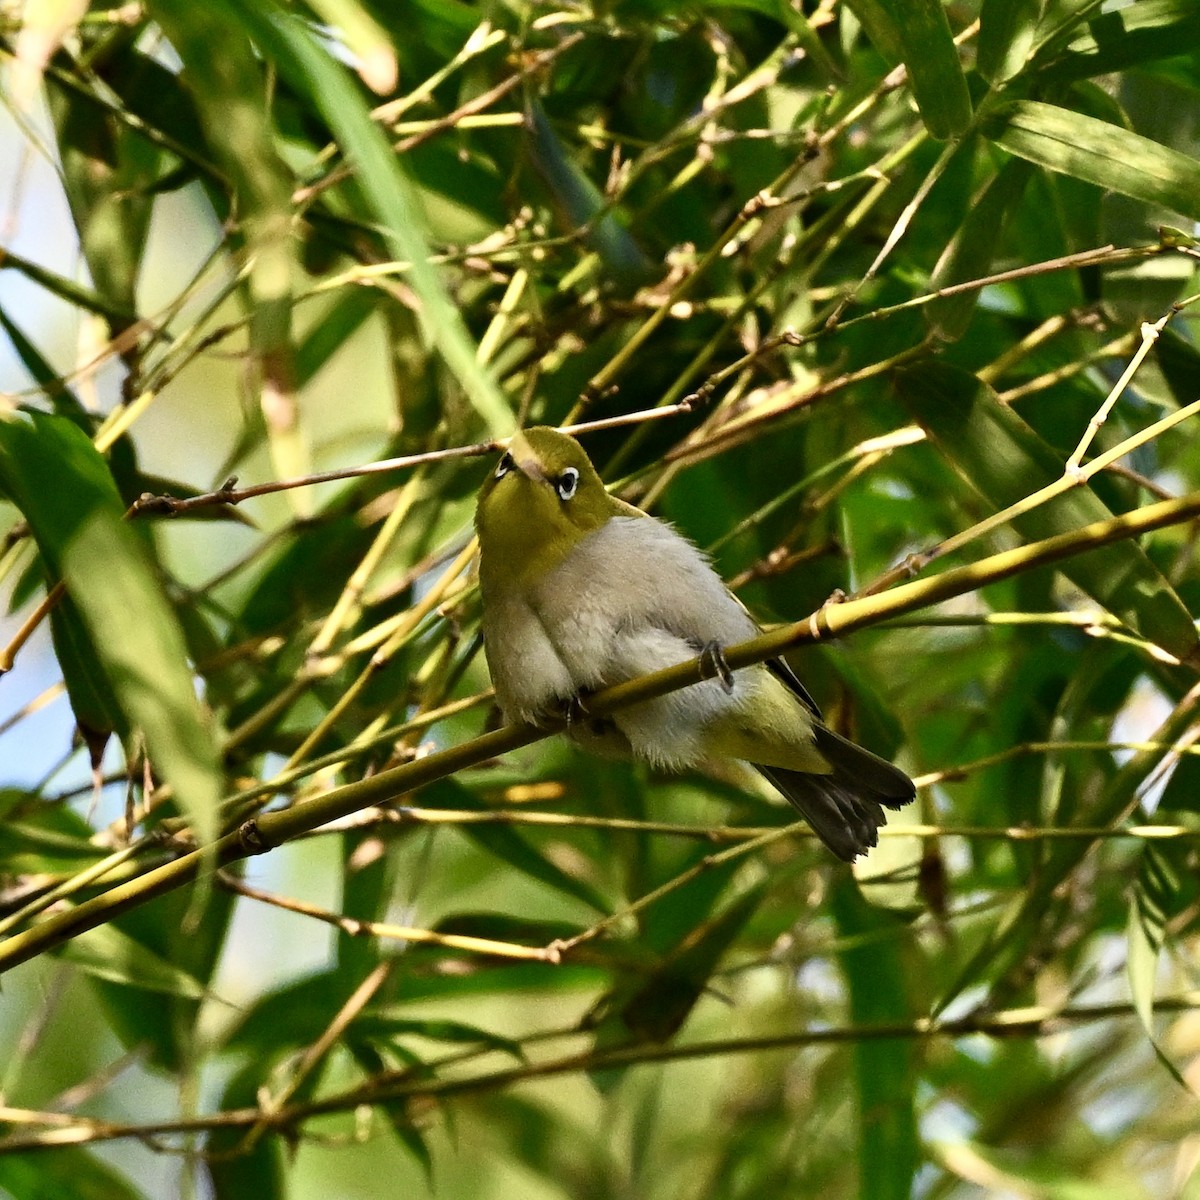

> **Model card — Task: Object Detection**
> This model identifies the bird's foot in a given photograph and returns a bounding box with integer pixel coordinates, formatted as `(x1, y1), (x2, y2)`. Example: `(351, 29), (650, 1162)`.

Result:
(552, 692), (621, 743)
(564, 692), (591, 728)
(548, 692), (592, 729)
(697, 640), (735, 693)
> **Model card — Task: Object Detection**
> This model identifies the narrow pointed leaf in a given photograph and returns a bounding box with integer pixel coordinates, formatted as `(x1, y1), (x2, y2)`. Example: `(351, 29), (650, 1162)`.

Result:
(0, 412), (222, 846)
(0, 305), (86, 419)
(1036, 0), (1200, 81)
(937, 680), (1199, 1016)
(218, 0), (513, 435)
(619, 881), (766, 1042)
(896, 361), (1200, 665)
(978, 0), (1040, 84)
(875, 0), (972, 139)
(430, 780), (610, 914)
(1126, 844), (1190, 1088)
(927, 158), (1031, 340)
(207, 1061), (287, 1200)
(832, 878), (918, 1200)
(526, 100), (653, 291)
(48, 78), (160, 323)
(843, 0), (903, 63)
(984, 99), (1200, 223)
(61, 925), (206, 998)
(0, 246), (137, 325)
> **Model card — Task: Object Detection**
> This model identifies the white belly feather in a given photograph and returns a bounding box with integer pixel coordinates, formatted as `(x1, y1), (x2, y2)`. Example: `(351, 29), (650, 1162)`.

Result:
(484, 514), (788, 769)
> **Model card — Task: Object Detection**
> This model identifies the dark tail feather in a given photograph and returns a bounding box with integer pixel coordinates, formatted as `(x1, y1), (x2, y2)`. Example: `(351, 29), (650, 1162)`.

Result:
(758, 726), (915, 862)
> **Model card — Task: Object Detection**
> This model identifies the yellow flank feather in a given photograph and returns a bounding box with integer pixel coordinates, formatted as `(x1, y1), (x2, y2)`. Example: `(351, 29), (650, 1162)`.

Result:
(704, 669), (832, 775)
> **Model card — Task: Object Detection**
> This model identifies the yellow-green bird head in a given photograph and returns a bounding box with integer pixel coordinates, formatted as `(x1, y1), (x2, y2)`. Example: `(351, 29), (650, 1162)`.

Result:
(475, 427), (623, 581)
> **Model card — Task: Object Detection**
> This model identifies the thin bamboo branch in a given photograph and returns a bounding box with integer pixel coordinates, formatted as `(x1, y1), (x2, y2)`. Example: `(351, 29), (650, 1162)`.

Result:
(5, 486), (1200, 971)
(3, 990), (1198, 1154)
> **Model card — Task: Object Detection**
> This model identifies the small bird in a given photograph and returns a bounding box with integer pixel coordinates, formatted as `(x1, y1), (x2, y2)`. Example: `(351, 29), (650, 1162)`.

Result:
(475, 427), (915, 861)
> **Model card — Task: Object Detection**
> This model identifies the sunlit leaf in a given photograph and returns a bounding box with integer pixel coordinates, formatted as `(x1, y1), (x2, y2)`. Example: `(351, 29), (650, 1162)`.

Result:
(60, 924), (205, 998)
(0, 412), (222, 846)
(1127, 844), (1191, 1088)
(978, 0), (1040, 84)
(984, 99), (1200, 223)
(832, 879), (919, 1200)
(220, 0), (513, 436)
(895, 361), (1200, 666)
(1036, 0), (1200, 81)
(874, 0), (972, 139)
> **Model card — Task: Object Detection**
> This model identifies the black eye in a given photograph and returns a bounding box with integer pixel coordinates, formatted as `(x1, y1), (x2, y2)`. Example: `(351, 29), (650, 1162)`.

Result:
(556, 467), (579, 501)
(494, 452), (513, 479)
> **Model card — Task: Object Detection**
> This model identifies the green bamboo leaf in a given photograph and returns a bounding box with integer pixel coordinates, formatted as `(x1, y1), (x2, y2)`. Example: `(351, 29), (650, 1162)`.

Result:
(60, 924), (206, 998)
(874, 0), (972, 139)
(0, 1146), (146, 1200)
(433, 911), (583, 947)
(1126, 844), (1190, 1088)
(225, 961), (606, 1056)
(0, 820), (108, 872)
(1027, 0), (1106, 60)
(0, 245), (137, 326)
(428, 780), (610, 914)
(207, 1061), (287, 1200)
(617, 882), (765, 1043)
(1036, 0), (1200, 81)
(347, 1039), (434, 1183)
(1126, 886), (1162, 1035)
(927, 157), (1032, 340)
(937, 683), (1199, 1016)
(0, 411), (222, 847)
(295, 287), (377, 390)
(47, 76), (161, 325)
(87, 885), (238, 1072)
(47, 591), (126, 765)
(710, 0), (840, 79)
(146, 0), (304, 487)
(354, 1014), (525, 1060)
(843, 0), (904, 64)
(984, 99), (1200, 223)
(525, 99), (654, 292)
(0, 305), (87, 420)
(831, 878), (918, 1200)
(1154, 325), (1200, 410)
(221, 0), (513, 436)
(895, 361), (1200, 665)
(978, 0), (1040, 84)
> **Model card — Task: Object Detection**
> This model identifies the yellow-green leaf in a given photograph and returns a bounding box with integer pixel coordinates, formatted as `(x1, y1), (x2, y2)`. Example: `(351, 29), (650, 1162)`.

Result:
(896, 361), (1200, 666)
(0, 412), (222, 847)
(874, 0), (972, 139)
(984, 99), (1200, 223)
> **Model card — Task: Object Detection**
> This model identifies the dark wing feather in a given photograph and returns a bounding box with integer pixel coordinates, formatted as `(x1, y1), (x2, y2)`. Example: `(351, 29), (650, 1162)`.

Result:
(760, 663), (915, 861)
(766, 657), (822, 719)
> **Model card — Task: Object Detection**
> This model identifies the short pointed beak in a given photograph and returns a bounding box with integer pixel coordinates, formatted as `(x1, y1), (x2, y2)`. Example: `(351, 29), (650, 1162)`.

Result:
(508, 429), (545, 482)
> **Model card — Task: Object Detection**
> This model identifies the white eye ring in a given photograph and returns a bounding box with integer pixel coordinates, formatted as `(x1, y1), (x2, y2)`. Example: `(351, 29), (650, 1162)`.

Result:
(494, 452), (513, 479)
(556, 467), (579, 501)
